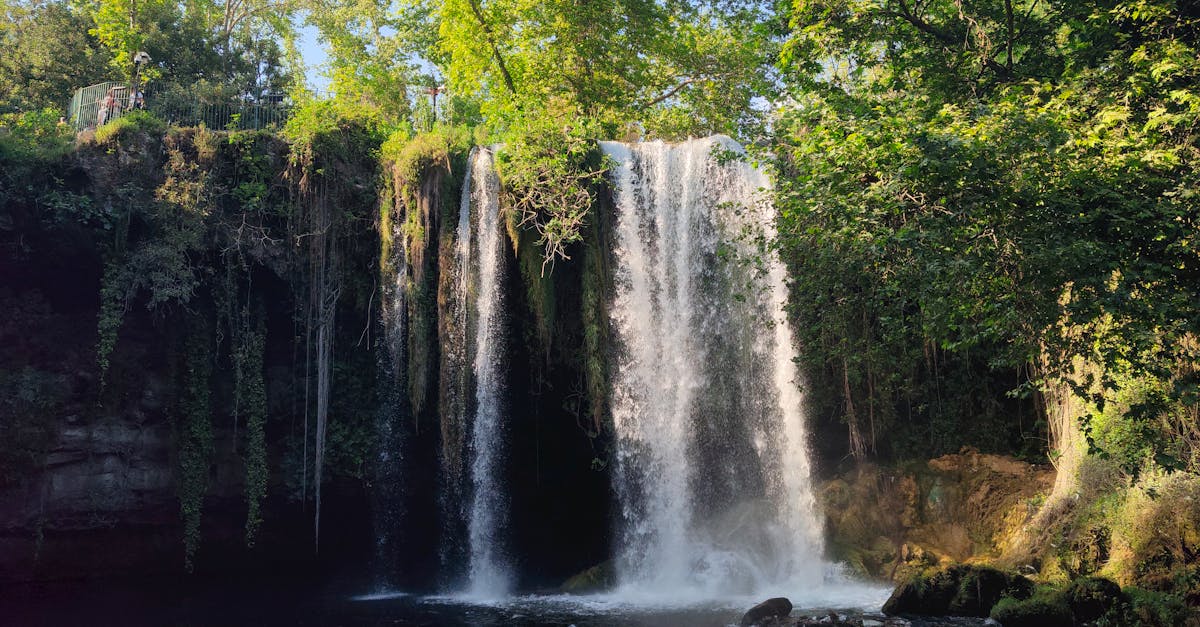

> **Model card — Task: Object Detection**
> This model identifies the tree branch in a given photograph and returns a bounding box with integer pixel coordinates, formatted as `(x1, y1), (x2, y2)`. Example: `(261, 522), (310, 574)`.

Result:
(465, 0), (517, 95)
(639, 77), (700, 109)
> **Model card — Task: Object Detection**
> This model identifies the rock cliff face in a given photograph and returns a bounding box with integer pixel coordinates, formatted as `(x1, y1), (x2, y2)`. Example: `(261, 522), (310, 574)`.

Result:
(819, 448), (1054, 582)
(0, 126), (381, 582)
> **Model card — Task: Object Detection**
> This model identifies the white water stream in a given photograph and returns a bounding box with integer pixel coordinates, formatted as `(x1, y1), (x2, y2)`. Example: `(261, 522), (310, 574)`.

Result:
(463, 147), (511, 598)
(601, 136), (831, 604)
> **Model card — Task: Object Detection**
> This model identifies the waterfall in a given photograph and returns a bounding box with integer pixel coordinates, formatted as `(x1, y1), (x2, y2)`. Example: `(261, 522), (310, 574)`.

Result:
(600, 136), (825, 601)
(436, 148), (476, 579)
(372, 172), (411, 591)
(462, 147), (512, 597)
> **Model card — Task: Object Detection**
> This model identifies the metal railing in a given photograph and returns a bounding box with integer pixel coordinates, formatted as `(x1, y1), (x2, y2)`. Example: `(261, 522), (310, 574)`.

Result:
(68, 81), (461, 133)
(68, 82), (294, 132)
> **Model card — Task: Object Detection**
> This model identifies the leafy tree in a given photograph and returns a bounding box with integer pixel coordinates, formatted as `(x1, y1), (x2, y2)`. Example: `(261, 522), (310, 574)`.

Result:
(432, 0), (781, 138)
(775, 0), (1200, 468)
(302, 0), (432, 123)
(0, 0), (113, 112)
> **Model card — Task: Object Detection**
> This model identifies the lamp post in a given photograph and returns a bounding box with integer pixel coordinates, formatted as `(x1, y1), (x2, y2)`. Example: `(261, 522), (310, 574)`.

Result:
(129, 51), (150, 111)
(423, 85), (446, 130)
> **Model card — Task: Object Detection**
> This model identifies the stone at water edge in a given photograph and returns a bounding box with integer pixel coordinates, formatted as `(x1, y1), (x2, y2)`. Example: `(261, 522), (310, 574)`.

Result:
(740, 597), (793, 626)
(882, 564), (1033, 617)
(559, 561), (615, 594)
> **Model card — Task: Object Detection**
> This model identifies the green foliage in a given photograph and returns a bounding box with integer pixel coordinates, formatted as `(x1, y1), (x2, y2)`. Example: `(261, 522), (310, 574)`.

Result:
(178, 316), (213, 571)
(495, 108), (607, 275)
(433, 0), (778, 138)
(0, 108), (76, 212)
(0, 1), (113, 113)
(776, 0), (1200, 464)
(990, 588), (1074, 627)
(0, 366), (65, 486)
(301, 0), (428, 125)
(1114, 587), (1195, 627)
(0, 108), (73, 161)
(231, 307), (268, 547)
(284, 99), (391, 176)
(87, 0), (293, 95)
(93, 110), (166, 143)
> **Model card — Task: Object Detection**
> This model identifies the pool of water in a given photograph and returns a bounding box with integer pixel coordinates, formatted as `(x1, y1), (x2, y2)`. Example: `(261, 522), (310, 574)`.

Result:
(0, 575), (915, 626)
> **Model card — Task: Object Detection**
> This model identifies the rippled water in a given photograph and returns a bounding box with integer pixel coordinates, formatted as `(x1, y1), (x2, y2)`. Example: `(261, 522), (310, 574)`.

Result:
(2, 574), (901, 626)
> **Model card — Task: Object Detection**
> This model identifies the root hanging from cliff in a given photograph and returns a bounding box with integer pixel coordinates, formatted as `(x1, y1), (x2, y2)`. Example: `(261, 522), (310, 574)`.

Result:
(307, 181), (340, 554)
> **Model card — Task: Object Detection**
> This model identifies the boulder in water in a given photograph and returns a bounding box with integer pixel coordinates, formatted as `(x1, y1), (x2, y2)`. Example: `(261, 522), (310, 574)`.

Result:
(740, 597), (793, 626)
(559, 561), (615, 594)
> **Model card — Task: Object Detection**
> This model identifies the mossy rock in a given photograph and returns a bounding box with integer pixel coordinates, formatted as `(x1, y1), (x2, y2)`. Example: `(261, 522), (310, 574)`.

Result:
(882, 564), (1033, 617)
(990, 593), (1073, 627)
(560, 560), (614, 594)
(1122, 587), (1197, 627)
(1065, 576), (1125, 622)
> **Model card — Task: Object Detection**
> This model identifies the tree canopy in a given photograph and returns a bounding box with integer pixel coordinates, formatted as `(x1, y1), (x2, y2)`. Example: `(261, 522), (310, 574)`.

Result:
(2, 0), (1196, 476)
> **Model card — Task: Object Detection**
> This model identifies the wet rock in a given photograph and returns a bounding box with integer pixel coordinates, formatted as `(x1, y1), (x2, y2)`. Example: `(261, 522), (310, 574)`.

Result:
(559, 561), (614, 594)
(882, 565), (1033, 617)
(989, 593), (1072, 627)
(740, 597), (793, 626)
(1064, 576), (1124, 622)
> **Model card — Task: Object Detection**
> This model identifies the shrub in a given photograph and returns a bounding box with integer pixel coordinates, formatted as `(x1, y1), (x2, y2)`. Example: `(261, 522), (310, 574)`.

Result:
(1065, 577), (1126, 622)
(0, 108), (73, 164)
(93, 110), (166, 144)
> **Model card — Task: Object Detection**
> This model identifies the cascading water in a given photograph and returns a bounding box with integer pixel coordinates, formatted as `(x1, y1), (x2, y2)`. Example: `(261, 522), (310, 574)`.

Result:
(372, 172), (412, 593)
(435, 147), (476, 581)
(600, 136), (826, 602)
(368, 137), (885, 612)
(461, 147), (512, 597)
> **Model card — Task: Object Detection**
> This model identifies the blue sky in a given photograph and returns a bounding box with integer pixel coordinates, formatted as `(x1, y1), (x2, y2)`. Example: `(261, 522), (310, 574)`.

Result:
(296, 24), (331, 92)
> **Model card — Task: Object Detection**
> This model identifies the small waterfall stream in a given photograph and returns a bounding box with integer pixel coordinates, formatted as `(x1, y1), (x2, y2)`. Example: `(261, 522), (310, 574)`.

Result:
(601, 137), (825, 601)
(435, 147), (476, 581)
(462, 147), (511, 597)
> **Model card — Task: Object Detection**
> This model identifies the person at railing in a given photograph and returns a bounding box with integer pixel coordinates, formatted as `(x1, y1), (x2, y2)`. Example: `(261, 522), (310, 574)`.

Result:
(131, 89), (145, 111)
(97, 88), (117, 126)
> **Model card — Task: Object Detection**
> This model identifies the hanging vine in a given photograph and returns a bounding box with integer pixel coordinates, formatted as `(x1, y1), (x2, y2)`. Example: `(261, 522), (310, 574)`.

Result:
(285, 108), (343, 553)
(179, 315), (214, 571)
(96, 260), (127, 388)
(239, 316), (268, 546)
(220, 255), (270, 547)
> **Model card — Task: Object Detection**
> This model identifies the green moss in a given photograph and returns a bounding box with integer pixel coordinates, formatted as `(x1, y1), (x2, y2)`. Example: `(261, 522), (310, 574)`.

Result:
(579, 197), (610, 436)
(1116, 587), (1196, 627)
(515, 226), (557, 352)
(883, 564), (1034, 617)
(94, 110), (166, 144)
(561, 560), (615, 594)
(236, 317), (268, 547)
(0, 367), (65, 487)
(378, 129), (473, 423)
(1066, 576), (1126, 622)
(96, 260), (126, 387)
(990, 590), (1073, 627)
